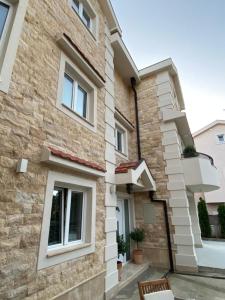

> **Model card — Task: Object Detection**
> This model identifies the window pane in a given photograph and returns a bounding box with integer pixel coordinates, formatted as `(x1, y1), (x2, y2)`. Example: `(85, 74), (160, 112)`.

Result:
(76, 85), (87, 118)
(0, 2), (9, 39)
(218, 134), (224, 142)
(72, 0), (79, 13)
(82, 8), (91, 29)
(69, 192), (83, 242)
(48, 188), (63, 246)
(63, 73), (73, 108)
(117, 130), (123, 152)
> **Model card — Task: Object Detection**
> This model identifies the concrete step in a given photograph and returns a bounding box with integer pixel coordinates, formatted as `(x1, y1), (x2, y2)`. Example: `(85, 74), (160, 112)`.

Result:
(198, 266), (225, 278)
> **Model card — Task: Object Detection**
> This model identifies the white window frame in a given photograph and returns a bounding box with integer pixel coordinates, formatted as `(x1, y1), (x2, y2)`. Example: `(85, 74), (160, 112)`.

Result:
(69, 0), (98, 40)
(48, 188), (87, 250)
(38, 171), (96, 270)
(216, 133), (225, 144)
(63, 72), (89, 120)
(0, 0), (29, 93)
(57, 52), (97, 132)
(115, 121), (128, 158)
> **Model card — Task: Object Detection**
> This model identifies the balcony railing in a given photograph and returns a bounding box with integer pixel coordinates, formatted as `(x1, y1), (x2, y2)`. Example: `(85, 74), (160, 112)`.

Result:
(182, 152), (215, 167)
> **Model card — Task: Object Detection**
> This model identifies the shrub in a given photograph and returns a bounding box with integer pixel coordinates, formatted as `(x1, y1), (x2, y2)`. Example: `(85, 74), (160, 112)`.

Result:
(117, 234), (128, 258)
(183, 145), (198, 158)
(197, 197), (211, 238)
(130, 228), (145, 249)
(218, 204), (225, 238)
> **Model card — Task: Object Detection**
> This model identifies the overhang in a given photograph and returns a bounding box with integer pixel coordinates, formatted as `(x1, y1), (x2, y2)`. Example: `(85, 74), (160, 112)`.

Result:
(139, 58), (185, 110)
(115, 160), (156, 191)
(162, 109), (194, 146)
(98, 0), (122, 35)
(41, 147), (106, 177)
(111, 32), (140, 85)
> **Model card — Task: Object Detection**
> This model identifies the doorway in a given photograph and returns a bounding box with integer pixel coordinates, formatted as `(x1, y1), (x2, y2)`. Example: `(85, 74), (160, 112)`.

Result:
(116, 198), (131, 263)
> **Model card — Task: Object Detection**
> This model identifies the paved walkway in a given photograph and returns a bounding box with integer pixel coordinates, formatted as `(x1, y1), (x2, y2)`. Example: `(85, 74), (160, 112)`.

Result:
(113, 268), (225, 300)
(196, 240), (225, 269)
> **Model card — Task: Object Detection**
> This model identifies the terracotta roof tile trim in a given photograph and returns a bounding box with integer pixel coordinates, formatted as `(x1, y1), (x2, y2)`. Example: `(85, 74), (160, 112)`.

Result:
(115, 161), (140, 174)
(48, 147), (106, 172)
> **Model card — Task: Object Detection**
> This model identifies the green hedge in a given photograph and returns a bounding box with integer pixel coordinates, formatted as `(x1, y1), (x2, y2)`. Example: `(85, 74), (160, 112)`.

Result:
(198, 198), (211, 238)
(218, 204), (225, 238)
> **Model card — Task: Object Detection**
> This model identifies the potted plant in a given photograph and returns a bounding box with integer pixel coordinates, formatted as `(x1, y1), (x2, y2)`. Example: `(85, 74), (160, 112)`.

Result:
(117, 234), (128, 280)
(183, 145), (198, 158)
(130, 228), (145, 264)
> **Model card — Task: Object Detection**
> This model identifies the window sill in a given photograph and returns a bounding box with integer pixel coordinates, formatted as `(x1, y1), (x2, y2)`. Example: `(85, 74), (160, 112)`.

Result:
(57, 103), (96, 132)
(116, 150), (128, 160)
(47, 242), (91, 257)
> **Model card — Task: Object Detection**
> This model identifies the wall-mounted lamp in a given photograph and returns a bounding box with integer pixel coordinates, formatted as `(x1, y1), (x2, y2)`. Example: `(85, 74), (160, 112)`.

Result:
(16, 159), (28, 173)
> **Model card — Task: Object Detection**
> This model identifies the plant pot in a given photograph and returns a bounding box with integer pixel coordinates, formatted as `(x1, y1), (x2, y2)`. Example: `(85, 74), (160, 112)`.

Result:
(132, 249), (144, 264)
(117, 261), (123, 281)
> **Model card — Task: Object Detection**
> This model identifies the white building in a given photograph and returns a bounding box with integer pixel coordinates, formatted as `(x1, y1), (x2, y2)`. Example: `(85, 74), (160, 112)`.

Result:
(193, 120), (225, 214)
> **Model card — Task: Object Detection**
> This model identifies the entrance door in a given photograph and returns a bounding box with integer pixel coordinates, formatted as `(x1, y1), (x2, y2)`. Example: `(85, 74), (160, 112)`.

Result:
(116, 199), (131, 263)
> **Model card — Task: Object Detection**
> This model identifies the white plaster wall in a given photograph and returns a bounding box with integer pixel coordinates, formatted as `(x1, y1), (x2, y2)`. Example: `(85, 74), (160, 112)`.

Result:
(194, 124), (225, 204)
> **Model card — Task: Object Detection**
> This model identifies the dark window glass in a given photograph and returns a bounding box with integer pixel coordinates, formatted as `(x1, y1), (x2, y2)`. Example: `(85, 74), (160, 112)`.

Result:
(117, 130), (123, 152)
(82, 8), (90, 29)
(48, 188), (63, 246)
(63, 73), (73, 108)
(69, 192), (83, 242)
(72, 0), (79, 13)
(0, 2), (9, 39)
(76, 85), (87, 118)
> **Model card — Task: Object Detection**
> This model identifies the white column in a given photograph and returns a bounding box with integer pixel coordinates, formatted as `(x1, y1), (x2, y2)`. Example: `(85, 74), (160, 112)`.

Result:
(104, 24), (118, 296)
(157, 71), (198, 272)
(188, 192), (203, 247)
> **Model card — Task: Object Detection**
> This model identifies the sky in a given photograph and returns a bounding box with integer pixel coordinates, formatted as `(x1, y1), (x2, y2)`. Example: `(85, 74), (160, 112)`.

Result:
(111, 0), (225, 133)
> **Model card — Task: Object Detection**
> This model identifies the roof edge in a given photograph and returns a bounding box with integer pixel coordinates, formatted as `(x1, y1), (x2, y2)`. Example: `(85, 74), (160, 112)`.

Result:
(193, 120), (225, 137)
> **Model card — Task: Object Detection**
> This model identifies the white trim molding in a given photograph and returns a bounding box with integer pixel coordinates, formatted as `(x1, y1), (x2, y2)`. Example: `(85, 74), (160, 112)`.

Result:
(38, 171), (96, 269)
(41, 147), (105, 177)
(0, 0), (28, 93)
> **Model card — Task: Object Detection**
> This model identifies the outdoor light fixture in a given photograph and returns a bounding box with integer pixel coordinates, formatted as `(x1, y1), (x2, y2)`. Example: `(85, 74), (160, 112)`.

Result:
(16, 158), (28, 173)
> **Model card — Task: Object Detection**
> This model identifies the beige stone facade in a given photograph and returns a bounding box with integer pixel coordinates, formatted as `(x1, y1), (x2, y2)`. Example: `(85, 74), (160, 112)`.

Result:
(0, 1), (219, 299)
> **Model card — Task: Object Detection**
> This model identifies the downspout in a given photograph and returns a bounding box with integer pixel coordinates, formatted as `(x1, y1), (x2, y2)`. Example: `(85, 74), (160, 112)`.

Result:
(131, 77), (141, 161)
(130, 77), (174, 274)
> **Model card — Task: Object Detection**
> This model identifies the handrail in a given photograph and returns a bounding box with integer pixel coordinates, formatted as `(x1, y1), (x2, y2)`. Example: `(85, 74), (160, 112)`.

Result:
(182, 152), (214, 166)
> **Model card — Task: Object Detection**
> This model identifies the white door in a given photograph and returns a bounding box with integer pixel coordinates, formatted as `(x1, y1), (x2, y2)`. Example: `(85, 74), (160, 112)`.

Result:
(116, 199), (131, 263)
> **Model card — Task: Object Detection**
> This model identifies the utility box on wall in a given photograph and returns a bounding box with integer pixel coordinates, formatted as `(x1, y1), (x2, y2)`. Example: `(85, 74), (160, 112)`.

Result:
(143, 203), (155, 224)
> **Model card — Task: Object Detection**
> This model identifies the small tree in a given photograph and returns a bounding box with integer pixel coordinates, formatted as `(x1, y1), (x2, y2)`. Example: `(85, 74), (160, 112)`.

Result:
(218, 204), (225, 238)
(130, 228), (145, 249)
(198, 197), (211, 238)
(117, 234), (128, 259)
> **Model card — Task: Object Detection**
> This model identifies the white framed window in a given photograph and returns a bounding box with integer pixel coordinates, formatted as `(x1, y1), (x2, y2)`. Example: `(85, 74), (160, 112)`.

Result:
(115, 122), (128, 157)
(38, 171), (96, 269)
(57, 52), (97, 132)
(69, 0), (98, 39)
(217, 134), (225, 144)
(0, 0), (28, 93)
(48, 187), (86, 249)
(63, 73), (88, 119)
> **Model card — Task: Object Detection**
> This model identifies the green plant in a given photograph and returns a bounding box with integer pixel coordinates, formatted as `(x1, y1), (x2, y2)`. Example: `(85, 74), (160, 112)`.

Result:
(198, 197), (211, 238)
(183, 145), (198, 158)
(117, 234), (128, 258)
(130, 228), (145, 249)
(218, 204), (225, 238)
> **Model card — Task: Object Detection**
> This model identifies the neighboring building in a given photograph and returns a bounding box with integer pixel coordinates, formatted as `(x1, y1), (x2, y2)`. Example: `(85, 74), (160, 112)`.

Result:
(0, 1), (220, 299)
(193, 120), (225, 215)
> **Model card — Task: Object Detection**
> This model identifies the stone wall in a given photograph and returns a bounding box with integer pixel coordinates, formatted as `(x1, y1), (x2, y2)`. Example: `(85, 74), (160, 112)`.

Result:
(135, 74), (173, 269)
(0, 0), (108, 299)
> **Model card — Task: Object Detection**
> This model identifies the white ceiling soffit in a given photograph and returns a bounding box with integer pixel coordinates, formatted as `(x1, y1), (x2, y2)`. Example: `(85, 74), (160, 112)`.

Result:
(139, 58), (185, 111)
(111, 32), (140, 85)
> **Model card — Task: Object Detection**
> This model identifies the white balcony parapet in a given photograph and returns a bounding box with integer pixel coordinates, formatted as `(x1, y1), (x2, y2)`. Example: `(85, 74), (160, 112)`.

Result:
(182, 153), (220, 193)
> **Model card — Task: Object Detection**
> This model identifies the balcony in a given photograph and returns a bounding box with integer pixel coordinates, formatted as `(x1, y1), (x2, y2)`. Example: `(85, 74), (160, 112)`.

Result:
(182, 153), (220, 193)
